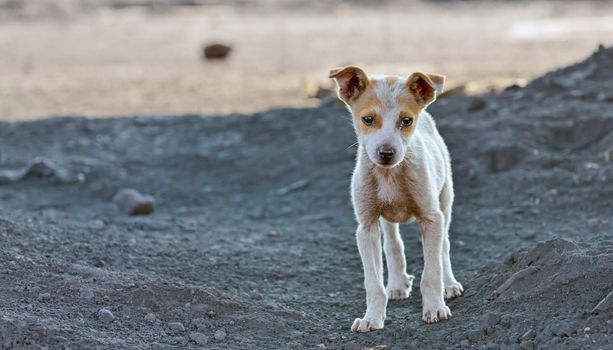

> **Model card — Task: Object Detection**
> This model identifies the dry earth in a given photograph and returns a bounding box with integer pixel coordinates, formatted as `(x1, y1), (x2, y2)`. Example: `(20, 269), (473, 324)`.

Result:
(0, 45), (612, 349)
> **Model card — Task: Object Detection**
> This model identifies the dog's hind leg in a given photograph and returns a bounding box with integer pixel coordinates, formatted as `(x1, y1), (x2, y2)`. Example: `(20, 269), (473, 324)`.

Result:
(351, 224), (387, 333)
(380, 218), (415, 300)
(439, 179), (463, 299)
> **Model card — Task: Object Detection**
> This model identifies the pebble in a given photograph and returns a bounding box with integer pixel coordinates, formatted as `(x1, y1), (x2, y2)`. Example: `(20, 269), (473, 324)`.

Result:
(482, 312), (501, 328)
(466, 329), (482, 342)
(97, 308), (115, 323)
(167, 322), (185, 335)
(144, 313), (157, 323)
(203, 43), (232, 60)
(113, 189), (155, 215)
(214, 329), (226, 341)
(190, 332), (208, 346)
(37, 292), (51, 302)
(267, 230), (280, 238)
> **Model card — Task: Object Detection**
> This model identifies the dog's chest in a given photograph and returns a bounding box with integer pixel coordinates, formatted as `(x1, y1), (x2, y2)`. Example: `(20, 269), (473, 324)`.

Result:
(375, 172), (420, 223)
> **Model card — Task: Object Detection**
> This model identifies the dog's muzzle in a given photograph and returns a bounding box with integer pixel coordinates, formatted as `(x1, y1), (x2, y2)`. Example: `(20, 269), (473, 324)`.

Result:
(377, 145), (396, 165)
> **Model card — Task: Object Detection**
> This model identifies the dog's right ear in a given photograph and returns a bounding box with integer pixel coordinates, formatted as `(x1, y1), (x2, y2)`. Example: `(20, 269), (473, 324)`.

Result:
(329, 66), (369, 103)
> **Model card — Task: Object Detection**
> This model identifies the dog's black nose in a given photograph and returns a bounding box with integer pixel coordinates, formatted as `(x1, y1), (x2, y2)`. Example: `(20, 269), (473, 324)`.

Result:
(378, 146), (396, 161)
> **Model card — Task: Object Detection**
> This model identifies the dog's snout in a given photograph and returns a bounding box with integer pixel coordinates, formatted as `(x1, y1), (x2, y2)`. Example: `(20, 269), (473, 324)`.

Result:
(378, 145), (396, 161)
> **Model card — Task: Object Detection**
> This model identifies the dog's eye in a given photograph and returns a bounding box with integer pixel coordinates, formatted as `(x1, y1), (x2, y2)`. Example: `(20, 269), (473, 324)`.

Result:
(400, 117), (413, 127)
(362, 116), (375, 126)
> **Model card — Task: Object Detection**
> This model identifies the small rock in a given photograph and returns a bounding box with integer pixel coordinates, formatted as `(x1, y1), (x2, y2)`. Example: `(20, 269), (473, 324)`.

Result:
(167, 322), (185, 335)
(97, 308), (115, 323)
(467, 97), (487, 112)
(466, 329), (482, 342)
(144, 313), (157, 323)
(94, 259), (105, 268)
(214, 329), (226, 341)
(37, 292), (51, 302)
(482, 312), (501, 328)
(190, 332), (208, 345)
(113, 189), (155, 215)
(544, 320), (573, 338)
(203, 43), (232, 60)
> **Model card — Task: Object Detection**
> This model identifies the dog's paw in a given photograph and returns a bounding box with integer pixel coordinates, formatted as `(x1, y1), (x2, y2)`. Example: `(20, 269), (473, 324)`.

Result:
(351, 317), (384, 333)
(444, 281), (464, 299)
(386, 273), (415, 300)
(422, 301), (452, 324)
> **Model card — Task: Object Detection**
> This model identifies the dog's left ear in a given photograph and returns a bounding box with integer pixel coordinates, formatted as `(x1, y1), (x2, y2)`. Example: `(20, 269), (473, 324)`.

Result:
(407, 72), (446, 107)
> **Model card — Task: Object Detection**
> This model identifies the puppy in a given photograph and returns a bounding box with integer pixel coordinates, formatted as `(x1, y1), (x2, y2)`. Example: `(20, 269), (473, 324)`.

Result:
(329, 66), (463, 333)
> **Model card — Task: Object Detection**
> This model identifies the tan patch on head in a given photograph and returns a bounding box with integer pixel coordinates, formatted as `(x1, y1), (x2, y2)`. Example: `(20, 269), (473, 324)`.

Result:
(396, 98), (422, 136)
(347, 75), (429, 135)
(349, 80), (383, 134)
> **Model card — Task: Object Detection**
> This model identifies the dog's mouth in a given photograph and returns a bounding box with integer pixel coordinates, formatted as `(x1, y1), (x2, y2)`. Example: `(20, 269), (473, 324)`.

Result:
(374, 159), (400, 168)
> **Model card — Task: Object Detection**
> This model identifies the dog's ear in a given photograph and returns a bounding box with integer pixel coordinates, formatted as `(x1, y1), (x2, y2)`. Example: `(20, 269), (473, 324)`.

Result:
(407, 72), (445, 107)
(329, 65), (369, 103)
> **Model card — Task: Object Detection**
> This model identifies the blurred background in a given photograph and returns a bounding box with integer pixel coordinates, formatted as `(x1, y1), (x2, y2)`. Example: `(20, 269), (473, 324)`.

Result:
(1, 0), (612, 121)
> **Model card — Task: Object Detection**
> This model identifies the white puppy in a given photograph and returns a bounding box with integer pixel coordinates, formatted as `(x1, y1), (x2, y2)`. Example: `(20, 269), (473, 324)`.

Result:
(329, 66), (463, 333)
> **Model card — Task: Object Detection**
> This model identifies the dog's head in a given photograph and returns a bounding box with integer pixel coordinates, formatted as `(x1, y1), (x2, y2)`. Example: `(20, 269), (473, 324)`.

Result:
(330, 65), (445, 168)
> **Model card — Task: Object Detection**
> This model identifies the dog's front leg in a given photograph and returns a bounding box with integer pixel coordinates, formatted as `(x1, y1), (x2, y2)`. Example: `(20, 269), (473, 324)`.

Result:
(351, 223), (387, 333)
(418, 211), (452, 323)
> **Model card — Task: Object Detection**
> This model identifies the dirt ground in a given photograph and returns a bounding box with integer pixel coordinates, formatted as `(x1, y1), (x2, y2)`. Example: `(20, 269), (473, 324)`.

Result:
(1, 0), (613, 121)
(1, 34), (613, 349)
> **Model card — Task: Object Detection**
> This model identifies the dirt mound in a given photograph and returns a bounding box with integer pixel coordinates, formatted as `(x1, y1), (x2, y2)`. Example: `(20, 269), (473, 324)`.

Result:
(0, 46), (612, 349)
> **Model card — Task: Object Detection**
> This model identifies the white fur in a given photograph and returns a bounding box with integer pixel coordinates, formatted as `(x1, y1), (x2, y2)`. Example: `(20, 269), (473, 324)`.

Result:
(337, 72), (463, 333)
